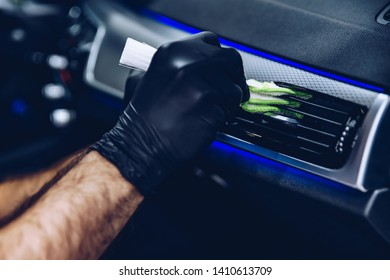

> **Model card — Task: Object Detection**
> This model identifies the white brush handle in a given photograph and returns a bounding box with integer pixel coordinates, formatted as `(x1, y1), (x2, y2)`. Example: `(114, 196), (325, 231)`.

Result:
(119, 38), (157, 72)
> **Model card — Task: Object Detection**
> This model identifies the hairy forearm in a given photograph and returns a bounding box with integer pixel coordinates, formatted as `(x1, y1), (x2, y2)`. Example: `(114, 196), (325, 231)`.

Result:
(0, 151), (144, 259)
(0, 153), (79, 222)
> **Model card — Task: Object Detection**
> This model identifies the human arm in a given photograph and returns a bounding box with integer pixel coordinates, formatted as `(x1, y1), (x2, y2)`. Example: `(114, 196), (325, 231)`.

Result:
(0, 153), (80, 223)
(0, 31), (248, 259)
(0, 151), (143, 259)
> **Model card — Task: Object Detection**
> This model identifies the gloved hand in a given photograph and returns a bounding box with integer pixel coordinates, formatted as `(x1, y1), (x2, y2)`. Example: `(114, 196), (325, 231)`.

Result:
(92, 31), (249, 196)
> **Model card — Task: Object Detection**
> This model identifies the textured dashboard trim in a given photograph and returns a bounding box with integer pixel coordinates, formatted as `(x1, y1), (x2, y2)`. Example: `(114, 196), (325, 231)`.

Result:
(141, 8), (385, 93)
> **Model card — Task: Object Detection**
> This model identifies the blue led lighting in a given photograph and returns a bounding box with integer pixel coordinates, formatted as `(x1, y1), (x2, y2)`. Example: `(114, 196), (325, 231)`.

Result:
(142, 9), (384, 93)
(11, 99), (28, 116)
(210, 141), (352, 192)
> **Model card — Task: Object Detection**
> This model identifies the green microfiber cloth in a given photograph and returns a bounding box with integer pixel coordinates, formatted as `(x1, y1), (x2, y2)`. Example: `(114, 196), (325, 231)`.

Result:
(241, 103), (281, 113)
(246, 80), (296, 96)
(246, 79), (312, 99)
(241, 80), (310, 116)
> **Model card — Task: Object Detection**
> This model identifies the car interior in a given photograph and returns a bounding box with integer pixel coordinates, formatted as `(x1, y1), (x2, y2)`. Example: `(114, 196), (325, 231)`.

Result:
(1, 0), (390, 259)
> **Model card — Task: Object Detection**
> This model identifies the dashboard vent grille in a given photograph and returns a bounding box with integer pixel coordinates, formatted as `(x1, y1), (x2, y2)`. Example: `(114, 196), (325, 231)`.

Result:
(223, 82), (368, 168)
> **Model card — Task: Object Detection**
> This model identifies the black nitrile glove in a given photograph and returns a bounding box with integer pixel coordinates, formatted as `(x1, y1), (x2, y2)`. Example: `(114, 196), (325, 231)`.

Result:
(92, 31), (249, 196)
(123, 69), (145, 105)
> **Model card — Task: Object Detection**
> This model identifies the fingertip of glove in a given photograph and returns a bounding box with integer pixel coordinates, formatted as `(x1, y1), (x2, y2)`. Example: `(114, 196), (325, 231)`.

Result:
(242, 83), (250, 103)
(124, 69), (146, 105)
(195, 31), (221, 47)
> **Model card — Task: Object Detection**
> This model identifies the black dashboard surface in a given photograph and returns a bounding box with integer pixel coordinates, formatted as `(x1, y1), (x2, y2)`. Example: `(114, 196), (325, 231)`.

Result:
(144, 0), (390, 92)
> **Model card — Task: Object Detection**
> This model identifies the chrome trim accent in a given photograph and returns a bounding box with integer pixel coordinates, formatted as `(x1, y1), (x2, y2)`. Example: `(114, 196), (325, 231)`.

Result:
(377, 4), (390, 25)
(83, 6), (124, 98)
(355, 95), (389, 189)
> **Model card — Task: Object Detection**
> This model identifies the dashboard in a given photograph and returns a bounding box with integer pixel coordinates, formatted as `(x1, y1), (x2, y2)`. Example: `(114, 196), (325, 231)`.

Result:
(1, 0), (390, 259)
(83, 0), (390, 192)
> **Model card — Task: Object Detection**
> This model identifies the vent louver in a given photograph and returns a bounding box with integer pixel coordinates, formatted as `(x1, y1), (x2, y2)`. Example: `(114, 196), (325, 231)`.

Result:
(223, 82), (368, 168)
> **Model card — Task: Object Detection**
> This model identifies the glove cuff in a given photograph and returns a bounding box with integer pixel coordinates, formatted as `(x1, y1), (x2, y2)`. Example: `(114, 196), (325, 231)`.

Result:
(91, 107), (176, 197)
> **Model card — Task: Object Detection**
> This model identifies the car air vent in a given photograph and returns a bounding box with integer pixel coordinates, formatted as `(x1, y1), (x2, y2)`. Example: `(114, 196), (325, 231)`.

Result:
(223, 82), (368, 168)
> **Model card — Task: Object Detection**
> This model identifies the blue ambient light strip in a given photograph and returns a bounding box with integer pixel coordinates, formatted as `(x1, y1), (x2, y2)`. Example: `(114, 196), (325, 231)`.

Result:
(210, 141), (352, 192)
(142, 9), (384, 93)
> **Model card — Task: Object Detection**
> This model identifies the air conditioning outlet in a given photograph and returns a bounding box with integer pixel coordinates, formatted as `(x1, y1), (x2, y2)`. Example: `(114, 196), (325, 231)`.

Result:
(223, 82), (368, 168)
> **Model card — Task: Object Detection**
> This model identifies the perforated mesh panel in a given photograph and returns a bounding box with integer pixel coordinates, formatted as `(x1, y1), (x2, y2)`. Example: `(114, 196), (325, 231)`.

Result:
(239, 51), (377, 108)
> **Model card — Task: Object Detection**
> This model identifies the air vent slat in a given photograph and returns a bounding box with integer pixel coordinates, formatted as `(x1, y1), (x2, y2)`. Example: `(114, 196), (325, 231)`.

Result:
(297, 124), (335, 138)
(287, 103), (349, 123)
(287, 108), (342, 125)
(297, 136), (330, 148)
(276, 82), (359, 114)
(299, 147), (322, 155)
(251, 115), (337, 145)
(297, 125), (336, 146)
(289, 96), (349, 115)
(235, 120), (331, 154)
(290, 114), (342, 136)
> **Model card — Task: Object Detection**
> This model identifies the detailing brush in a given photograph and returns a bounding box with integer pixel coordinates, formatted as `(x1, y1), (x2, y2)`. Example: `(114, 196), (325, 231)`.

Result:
(119, 38), (157, 71)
